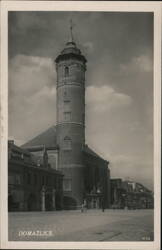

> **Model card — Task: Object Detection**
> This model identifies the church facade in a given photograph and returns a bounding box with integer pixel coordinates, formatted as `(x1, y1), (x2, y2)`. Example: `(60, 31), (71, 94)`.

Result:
(9, 29), (111, 211)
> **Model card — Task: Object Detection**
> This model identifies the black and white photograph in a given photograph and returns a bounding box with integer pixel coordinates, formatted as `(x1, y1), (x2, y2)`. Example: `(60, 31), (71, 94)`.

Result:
(0, 1), (161, 250)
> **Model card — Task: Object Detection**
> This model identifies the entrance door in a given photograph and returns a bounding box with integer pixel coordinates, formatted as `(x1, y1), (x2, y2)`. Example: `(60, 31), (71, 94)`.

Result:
(45, 193), (53, 211)
(27, 193), (37, 211)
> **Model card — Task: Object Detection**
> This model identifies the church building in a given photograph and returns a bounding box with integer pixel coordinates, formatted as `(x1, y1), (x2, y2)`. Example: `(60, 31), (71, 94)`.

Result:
(17, 25), (111, 210)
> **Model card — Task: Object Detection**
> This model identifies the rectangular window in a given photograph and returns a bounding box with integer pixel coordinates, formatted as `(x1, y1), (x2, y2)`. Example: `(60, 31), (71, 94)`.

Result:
(63, 178), (72, 191)
(8, 174), (21, 185)
(46, 176), (49, 186)
(27, 173), (31, 185)
(53, 177), (56, 188)
(15, 174), (21, 185)
(63, 137), (72, 150)
(64, 112), (71, 122)
(8, 174), (15, 185)
(34, 173), (37, 185)
(42, 175), (45, 186)
(59, 178), (63, 190)
(64, 100), (70, 112)
(11, 150), (21, 159)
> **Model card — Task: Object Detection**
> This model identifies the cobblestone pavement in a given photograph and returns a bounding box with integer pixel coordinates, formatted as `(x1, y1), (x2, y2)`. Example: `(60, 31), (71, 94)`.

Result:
(8, 209), (153, 241)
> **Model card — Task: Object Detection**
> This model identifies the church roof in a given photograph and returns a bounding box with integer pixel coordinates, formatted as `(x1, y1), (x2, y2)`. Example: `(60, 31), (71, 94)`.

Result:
(83, 145), (109, 164)
(21, 126), (108, 164)
(21, 126), (57, 149)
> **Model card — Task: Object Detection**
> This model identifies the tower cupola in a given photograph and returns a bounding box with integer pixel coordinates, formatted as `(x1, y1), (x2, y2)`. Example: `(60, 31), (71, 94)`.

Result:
(55, 21), (86, 64)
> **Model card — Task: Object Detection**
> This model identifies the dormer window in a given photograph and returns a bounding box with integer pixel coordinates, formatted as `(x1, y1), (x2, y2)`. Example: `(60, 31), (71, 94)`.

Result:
(65, 66), (69, 77)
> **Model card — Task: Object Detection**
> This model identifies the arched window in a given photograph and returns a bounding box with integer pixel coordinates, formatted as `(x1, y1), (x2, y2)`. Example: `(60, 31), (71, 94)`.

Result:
(63, 136), (72, 150)
(65, 66), (69, 77)
(64, 91), (67, 97)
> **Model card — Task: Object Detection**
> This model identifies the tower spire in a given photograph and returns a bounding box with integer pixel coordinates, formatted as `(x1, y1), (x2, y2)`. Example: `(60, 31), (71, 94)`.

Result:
(69, 19), (74, 43)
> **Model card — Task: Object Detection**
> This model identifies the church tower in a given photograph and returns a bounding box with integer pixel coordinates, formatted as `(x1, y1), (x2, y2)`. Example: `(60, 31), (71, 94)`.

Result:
(55, 23), (87, 208)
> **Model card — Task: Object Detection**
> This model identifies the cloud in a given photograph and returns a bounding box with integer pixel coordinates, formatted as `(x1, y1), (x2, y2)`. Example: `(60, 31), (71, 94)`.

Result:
(8, 12), (153, 189)
(10, 12), (47, 31)
(86, 85), (132, 112)
(9, 54), (55, 92)
(119, 55), (153, 74)
(9, 54), (56, 141)
(109, 153), (153, 190)
(83, 41), (94, 53)
(84, 84), (153, 190)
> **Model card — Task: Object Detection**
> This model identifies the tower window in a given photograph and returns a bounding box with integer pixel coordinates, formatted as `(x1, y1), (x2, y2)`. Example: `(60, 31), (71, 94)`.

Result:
(65, 66), (69, 77)
(64, 111), (71, 121)
(63, 136), (72, 150)
(64, 100), (70, 112)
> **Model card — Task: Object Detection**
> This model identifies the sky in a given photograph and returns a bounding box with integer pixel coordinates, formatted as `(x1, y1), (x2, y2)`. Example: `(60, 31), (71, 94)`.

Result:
(8, 11), (153, 190)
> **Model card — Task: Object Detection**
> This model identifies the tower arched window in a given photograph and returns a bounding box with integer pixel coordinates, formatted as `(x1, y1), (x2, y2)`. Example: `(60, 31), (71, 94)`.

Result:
(63, 136), (72, 150)
(64, 91), (67, 97)
(65, 66), (69, 77)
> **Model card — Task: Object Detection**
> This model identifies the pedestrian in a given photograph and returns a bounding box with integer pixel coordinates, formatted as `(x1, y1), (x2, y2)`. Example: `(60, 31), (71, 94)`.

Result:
(81, 203), (84, 212)
(83, 199), (87, 212)
(102, 197), (104, 212)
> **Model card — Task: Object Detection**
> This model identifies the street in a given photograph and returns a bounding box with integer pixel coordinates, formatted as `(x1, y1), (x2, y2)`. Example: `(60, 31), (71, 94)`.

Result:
(8, 209), (153, 241)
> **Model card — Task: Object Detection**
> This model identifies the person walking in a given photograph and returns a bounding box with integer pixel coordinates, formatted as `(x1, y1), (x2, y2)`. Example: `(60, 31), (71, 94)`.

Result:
(81, 199), (87, 212)
(102, 197), (105, 212)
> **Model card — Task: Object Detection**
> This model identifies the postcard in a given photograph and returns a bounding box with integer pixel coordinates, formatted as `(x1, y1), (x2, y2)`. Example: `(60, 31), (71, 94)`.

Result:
(0, 1), (161, 250)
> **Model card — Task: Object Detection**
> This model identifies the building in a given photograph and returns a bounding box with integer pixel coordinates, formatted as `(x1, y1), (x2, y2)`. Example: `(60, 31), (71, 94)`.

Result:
(7, 25), (111, 211)
(123, 180), (154, 209)
(9, 25), (153, 212)
(8, 140), (63, 211)
(110, 178), (126, 208)
(20, 26), (111, 210)
(83, 145), (111, 209)
(110, 178), (154, 209)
